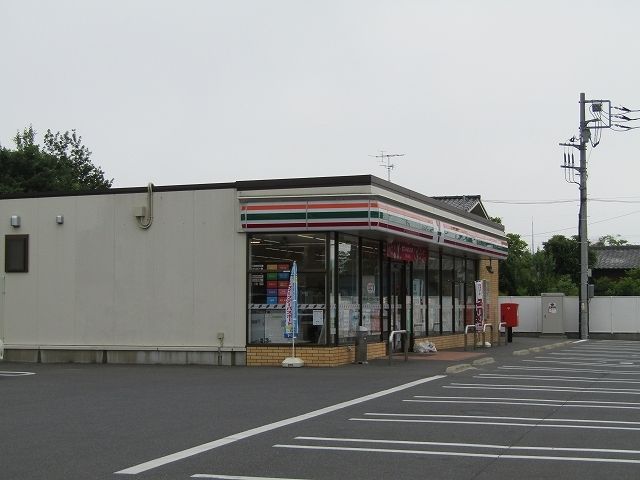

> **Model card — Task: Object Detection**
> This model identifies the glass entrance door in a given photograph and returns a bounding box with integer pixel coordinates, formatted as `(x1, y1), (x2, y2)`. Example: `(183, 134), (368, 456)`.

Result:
(390, 261), (406, 352)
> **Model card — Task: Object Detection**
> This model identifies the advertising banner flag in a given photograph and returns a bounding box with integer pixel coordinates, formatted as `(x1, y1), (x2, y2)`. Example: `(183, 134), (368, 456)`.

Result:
(475, 279), (487, 328)
(284, 261), (298, 339)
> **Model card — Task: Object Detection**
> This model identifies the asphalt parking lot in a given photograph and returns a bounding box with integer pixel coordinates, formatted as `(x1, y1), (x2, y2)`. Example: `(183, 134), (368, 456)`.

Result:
(3, 337), (640, 480)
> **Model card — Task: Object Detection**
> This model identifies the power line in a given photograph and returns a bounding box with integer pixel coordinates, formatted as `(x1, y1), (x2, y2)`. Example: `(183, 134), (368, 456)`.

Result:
(484, 197), (640, 205)
(513, 208), (640, 238)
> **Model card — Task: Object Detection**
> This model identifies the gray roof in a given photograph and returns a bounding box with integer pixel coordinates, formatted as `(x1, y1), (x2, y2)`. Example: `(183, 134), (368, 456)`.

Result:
(432, 195), (489, 219)
(592, 245), (640, 270)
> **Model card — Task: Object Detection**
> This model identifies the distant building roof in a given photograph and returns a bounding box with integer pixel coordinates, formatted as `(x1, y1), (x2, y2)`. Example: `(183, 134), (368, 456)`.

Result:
(592, 245), (640, 270)
(432, 195), (489, 219)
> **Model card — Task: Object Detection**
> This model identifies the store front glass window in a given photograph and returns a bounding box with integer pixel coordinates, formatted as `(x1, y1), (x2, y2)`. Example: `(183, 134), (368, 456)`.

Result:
(441, 255), (453, 333)
(248, 233), (327, 344)
(413, 259), (427, 337)
(427, 254), (440, 335)
(454, 257), (466, 333)
(465, 259), (477, 326)
(337, 234), (359, 343)
(361, 239), (381, 337)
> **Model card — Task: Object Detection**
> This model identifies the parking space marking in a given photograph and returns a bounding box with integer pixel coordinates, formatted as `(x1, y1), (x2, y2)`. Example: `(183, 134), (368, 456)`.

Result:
(407, 394), (640, 410)
(192, 475), (310, 480)
(115, 374), (446, 475)
(443, 383), (640, 395)
(499, 365), (640, 375)
(273, 443), (640, 464)
(362, 413), (640, 427)
(295, 435), (640, 455)
(349, 415), (640, 431)
(0, 371), (35, 377)
(523, 359), (640, 367)
(476, 374), (640, 384)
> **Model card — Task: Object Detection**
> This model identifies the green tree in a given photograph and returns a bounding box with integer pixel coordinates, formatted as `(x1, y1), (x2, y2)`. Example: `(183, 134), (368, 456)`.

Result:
(610, 268), (640, 296)
(593, 234), (628, 247)
(0, 125), (112, 194)
(499, 233), (533, 295)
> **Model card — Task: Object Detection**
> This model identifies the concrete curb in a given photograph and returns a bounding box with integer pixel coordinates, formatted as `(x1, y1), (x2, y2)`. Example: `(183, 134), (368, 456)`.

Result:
(472, 357), (495, 366)
(445, 363), (477, 374)
(513, 339), (576, 356)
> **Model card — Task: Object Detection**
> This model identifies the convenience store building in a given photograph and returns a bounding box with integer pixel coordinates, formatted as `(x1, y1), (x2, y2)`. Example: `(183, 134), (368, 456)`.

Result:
(0, 175), (507, 366)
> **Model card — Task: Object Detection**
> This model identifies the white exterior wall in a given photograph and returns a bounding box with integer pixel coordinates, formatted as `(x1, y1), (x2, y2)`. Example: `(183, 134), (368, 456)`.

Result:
(499, 296), (640, 335)
(0, 188), (246, 350)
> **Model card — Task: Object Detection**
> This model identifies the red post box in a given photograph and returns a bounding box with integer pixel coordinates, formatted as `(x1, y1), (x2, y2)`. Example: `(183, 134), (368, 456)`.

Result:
(500, 303), (519, 327)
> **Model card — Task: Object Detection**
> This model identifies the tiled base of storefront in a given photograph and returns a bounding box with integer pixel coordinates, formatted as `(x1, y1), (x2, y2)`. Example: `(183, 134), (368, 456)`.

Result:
(247, 341), (388, 367)
(247, 329), (500, 367)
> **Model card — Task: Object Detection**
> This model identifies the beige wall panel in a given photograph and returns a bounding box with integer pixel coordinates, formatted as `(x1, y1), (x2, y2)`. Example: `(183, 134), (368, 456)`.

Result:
(193, 189), (246, 347)
(73, 195), (117, 345)
(34, 198), (77, 344)
(1, 199), (39, 343)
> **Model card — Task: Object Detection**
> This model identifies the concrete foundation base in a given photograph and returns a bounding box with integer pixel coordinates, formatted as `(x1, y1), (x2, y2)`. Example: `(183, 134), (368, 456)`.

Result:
(3, 348), (246, 366)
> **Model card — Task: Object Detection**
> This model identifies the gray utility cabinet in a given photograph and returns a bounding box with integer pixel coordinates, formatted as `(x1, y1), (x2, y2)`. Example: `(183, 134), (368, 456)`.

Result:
(541, 293), (565, 334)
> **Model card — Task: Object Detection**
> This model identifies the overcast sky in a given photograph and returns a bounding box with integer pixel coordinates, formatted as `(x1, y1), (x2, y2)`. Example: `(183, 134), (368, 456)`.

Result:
(2, 0), (638, 249)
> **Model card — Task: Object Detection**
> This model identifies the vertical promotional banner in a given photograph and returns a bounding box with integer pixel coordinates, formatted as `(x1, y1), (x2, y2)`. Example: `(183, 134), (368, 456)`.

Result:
(284, 261), (298, 339)
(474, 280), (487, 328)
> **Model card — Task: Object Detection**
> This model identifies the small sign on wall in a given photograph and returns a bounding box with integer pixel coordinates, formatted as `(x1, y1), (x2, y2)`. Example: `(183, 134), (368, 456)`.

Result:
(313, 310), (324, 326)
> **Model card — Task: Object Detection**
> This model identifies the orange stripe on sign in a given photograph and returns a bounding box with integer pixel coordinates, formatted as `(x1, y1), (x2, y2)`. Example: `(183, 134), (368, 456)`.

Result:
(307, 202), (370, 209)
(242, 204), (307, 211)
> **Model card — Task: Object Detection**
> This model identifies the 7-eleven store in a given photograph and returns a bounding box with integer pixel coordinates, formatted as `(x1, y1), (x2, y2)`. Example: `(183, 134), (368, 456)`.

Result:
(0, 175), (506, 366)
(240, 176), (506, 366)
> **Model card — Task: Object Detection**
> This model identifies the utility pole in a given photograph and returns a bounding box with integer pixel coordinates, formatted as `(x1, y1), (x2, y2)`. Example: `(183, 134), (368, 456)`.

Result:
(370, 150), (405, 181)
(560, 93), (612, 340)
(578, 92), (589, 340)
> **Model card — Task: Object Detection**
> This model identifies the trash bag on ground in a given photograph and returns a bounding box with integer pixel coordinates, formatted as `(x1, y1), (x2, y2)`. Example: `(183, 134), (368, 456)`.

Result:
(414, 341), (437, 353)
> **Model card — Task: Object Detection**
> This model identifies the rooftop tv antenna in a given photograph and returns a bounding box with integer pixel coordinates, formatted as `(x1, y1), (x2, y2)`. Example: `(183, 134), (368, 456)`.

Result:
(370, 150), (405, 181)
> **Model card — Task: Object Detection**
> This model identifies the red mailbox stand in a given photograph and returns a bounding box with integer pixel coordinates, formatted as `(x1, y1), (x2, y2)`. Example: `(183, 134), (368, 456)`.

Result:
(500, 303), (519, 342)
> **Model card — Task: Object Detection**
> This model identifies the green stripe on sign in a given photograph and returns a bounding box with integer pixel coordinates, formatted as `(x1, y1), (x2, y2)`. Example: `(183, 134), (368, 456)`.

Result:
(307, 211), (369, 219)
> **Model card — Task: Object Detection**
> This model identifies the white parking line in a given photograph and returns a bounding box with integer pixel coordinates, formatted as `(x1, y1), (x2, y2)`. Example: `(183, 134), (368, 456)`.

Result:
(115, 375), (446, 475)
(412, 395), (640, 405)
(363, 413), (640, 426)
(0, 371), (35, 377)
(273, 444), (640, 464)
(192, 475), (310, 480)
(295, 435), (640, 454)
(523, 359), (640, 367)
(443, 384), (640, 395)
(499, 366), (640, 375)
(348, 417), (640, 431)
(476, 374), (640, 384)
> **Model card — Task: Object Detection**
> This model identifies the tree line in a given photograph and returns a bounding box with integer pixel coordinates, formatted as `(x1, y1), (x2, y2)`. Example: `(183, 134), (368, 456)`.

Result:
(499, 229), (640, 297)
(0, 125), (112, 194)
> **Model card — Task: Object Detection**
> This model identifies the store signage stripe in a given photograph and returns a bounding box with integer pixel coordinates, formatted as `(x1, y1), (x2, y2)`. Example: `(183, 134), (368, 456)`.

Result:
(245, 213), (307, 220)
(378, 204), (439, 225)
(307, 202), (371, 209)
(307, 211), (370, 219)
(242, 204), (307, 211)
(306, 221), (371, 228)
(242, 223), (308, 229)
(240, 200), (507, 252)
(443, 238), (508, 257)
